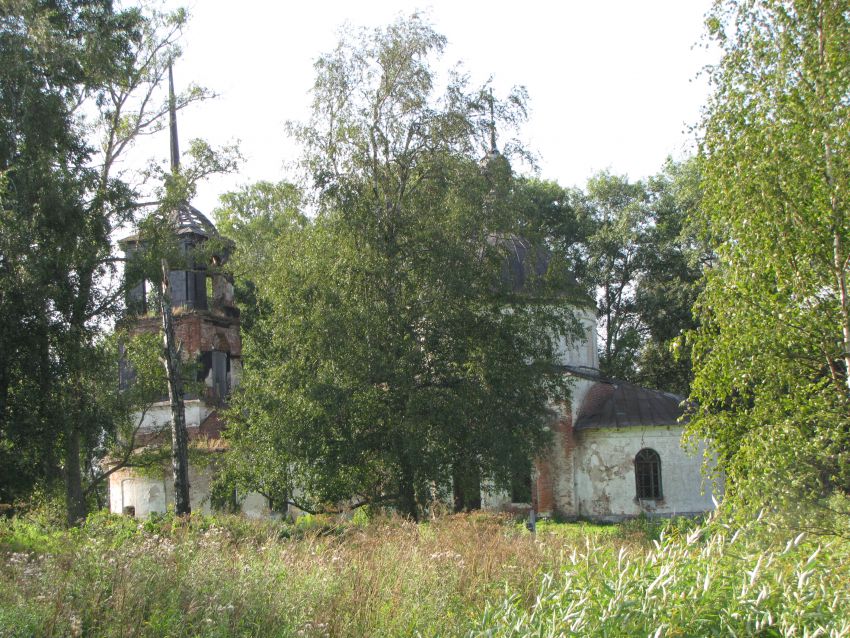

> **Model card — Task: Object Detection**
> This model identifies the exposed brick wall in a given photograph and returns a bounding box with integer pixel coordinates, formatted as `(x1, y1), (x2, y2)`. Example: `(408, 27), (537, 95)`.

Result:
(533, 399), (579, 519)
(534, 456), (554, 515)
(125, 310), (241, 443)
(554, 404), (577, 517)
(128, 311), (241, 359)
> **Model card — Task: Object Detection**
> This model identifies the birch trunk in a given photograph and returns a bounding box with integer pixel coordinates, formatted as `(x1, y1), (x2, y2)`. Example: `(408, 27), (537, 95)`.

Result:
(159, 258), (191, 515)
(64, 421), (86, 525)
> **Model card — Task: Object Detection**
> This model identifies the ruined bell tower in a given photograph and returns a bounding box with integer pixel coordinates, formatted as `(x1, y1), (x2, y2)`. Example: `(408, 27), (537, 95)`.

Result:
(108, 68), (242, 517)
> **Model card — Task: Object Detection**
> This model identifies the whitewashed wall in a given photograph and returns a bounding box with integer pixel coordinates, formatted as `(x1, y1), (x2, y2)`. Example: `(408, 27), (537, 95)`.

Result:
(109, 466), (212, 517)
(133, 399), (213, 434)
(555, 306), (598, 370)
(108, 465), (273, 518)
(571, 426), (718, 521)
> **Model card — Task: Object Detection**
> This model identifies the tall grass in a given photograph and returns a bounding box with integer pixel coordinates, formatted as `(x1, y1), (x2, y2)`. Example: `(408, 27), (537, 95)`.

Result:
(0, 510), (847, 637)
(474, 515), (850, 638)
(0, 511), (580, 637)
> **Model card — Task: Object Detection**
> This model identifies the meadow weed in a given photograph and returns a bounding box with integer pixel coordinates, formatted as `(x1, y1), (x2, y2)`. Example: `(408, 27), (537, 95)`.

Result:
(0, 509), (847, 637)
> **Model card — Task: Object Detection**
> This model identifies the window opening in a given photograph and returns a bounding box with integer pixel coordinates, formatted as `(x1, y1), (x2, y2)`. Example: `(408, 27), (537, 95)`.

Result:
(635, 448), (662, 499)
(211, 350), (229, 400)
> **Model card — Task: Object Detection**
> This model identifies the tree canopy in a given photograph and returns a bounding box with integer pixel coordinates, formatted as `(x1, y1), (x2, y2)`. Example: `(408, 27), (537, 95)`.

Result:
(0, 0), (145, 517)
(11, 0), (850, 529)
(218, 16), (578, 519)
(0, 1), (210, 522)
(569, 162), (704, 396)
(689, 0), (850, 526)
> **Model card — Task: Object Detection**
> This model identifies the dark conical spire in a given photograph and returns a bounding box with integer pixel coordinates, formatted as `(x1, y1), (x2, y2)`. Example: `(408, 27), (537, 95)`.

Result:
(479, 88), (505, 172)
(488, 88), (497, 154)
(168, 63), (180, 172)
(163, 63), (221, 242)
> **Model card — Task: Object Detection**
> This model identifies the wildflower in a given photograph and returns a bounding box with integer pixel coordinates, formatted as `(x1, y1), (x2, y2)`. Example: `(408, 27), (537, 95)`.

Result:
(69, 615), (82, 638)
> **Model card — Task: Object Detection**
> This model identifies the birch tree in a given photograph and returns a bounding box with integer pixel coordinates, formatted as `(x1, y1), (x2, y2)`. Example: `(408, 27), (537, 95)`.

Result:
(222, 16), (575, 520)
(690, 0), (850, 525)
(0, 1), (215, 522)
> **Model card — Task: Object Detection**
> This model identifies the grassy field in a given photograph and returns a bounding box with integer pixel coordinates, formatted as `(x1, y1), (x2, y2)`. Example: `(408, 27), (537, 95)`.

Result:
(1, 509), (848, 637)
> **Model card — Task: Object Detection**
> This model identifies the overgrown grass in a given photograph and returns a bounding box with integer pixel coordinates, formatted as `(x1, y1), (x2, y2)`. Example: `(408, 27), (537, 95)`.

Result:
(475, 514), (850, 637)
(0, 509), (847, 637)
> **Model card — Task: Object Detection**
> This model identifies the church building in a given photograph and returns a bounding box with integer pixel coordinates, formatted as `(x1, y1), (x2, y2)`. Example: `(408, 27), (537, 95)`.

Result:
(108, 78), (719, 522)
(108, 69), (266, 517)
(475, 239), (718, 521)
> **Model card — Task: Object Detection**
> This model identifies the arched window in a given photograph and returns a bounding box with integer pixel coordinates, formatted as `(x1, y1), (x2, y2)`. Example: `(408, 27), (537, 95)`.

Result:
(635, 448), (662, 499)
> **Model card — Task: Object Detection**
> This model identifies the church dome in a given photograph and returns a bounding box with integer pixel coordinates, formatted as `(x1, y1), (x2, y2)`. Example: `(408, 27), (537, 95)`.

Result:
(487, 233), (549, 294)
(170, 203), (219, 239)
(487, 232), (591, 306)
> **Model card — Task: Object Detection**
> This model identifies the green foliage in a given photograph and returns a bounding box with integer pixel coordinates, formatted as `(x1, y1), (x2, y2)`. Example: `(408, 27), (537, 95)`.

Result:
(213, 180), (306, 332)
(0, 0), (213, 523)
(119, 332), (169, 406)
(577, 161), (704, 394)
(689, 0), (850, 525)
(350, 506), (371, 527)
(0, 517), (67, 556)
(511, 178), (593, 305)
(633, 158), (707, 395)
(581, 171), (650, 379)
(525, 518), (620, 541)
(0, 0), (131, 509)
(474, 515), (850, 637)
(220, 16), (577, 519)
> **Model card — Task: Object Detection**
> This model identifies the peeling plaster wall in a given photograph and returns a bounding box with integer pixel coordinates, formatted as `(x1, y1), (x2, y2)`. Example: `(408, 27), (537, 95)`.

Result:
(133, 400), (214, 435)
(480, 482), (533, 514)
(555, 306), (598, 370)
(241, 491), (273, 518)
(108, 465), (272, 518)
(109, 469), (169, 516)
(108, 466), (214, 516)
(530, 372), (720, 520)
(480, 483), (511, 510)
(572, 426), (718, 521)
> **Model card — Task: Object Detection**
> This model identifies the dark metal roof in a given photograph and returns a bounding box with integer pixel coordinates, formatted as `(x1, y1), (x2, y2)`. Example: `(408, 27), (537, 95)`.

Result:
(574, 380), (686, 430)
(118, 203), (220, 247)
(485, 233), (593, 307)
(487, 233), (549, 293)
(170, 203), (219, 239)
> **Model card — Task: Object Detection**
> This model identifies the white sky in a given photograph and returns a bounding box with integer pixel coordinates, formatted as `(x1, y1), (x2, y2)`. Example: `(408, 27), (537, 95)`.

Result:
(150, 0), (718, 213)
